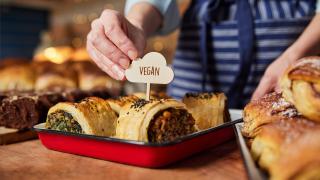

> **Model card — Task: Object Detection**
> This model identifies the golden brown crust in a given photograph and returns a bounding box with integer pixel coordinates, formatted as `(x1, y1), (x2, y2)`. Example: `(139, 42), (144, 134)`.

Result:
(251, 116), (318, 171)
(0, 64), (35, 91)
(287, 56), (320, 84)
(46, 97), (117, 136)
(115, 98), (194, 142)
(182, 92), (230, 130)
(133, 91), (171, 100)
(280, 56), (320, 122)
(242, 92), (299, 138)
(106, 95), (139, 115)
(270, 128), (320, 180)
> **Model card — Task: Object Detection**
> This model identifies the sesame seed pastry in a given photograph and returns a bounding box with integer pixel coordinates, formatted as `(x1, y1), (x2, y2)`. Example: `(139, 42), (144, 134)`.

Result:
(106, 95), (140, 115)
(115, 98), (196, 143)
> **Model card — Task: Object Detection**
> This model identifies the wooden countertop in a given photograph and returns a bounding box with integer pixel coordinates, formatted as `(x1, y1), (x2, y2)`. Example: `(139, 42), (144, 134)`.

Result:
(0, 140), (247, 180)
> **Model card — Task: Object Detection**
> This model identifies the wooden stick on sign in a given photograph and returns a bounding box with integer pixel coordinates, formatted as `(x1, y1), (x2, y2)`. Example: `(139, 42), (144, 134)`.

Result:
(146, 83), (150, 101)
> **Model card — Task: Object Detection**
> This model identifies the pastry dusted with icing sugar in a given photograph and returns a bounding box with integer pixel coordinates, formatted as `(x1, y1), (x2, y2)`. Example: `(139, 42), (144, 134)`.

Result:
(280, 56), (320, 122)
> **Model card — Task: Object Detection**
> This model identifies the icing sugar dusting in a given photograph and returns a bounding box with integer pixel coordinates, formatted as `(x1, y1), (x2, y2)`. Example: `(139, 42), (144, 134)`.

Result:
(272, 98), (291, 109)
(295, 58), (320, 70)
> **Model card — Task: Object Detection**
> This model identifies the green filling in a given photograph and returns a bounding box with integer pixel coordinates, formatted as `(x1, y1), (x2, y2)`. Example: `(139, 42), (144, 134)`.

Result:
(46, 110), (83, 134)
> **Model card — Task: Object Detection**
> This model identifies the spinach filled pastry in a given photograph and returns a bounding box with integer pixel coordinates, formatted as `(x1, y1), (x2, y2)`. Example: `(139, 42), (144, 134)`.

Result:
(46, 97), (117, 136)
(182, 92), (230, 130)
(115, 99), (196, 142)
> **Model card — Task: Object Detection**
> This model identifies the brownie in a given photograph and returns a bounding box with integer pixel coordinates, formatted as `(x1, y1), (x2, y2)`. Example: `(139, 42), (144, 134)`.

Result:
(0, 89), (112, 130)
(0, 95), (40, 129)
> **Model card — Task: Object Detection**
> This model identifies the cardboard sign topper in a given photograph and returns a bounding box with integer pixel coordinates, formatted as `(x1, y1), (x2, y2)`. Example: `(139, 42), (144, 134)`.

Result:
(125, 52), (174, 100)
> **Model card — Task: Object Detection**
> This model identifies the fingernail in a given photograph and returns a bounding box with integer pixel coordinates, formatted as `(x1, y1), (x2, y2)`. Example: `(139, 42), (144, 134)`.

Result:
(128, 50), (137, 60)
(119, 58), (130, 69)
(112, 65), (125, 80)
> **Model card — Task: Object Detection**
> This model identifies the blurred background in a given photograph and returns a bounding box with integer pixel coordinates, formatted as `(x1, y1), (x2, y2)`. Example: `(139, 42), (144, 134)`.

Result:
(0, 0), (190, 64)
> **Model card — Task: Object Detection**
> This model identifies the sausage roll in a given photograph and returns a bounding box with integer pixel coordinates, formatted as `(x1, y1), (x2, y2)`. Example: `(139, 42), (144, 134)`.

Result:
(182, 92), (230, 130)
(280, 57), (320, 122)
(116, 99), (196, 142)
(46, 97), (117, 136)
(133, 91), (171, 100)
(106, 95), (139, 115)
(0, 64), (35, 91)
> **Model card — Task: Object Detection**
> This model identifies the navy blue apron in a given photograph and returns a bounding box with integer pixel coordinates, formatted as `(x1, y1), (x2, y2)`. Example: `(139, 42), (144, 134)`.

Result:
(168, 0), (316, 108)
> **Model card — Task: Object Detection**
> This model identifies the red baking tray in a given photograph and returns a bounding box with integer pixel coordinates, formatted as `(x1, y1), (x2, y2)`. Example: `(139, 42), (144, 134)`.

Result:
(33, 110), (242, 168)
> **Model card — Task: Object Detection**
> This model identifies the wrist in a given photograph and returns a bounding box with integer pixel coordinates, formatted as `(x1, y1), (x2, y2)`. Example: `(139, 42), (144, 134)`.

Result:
(285, 44), (307, 63)
(127, 16), (146, 37)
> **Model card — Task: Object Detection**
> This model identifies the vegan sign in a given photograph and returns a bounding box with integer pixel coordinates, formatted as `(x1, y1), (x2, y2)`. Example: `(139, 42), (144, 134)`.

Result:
(125, 52), (174, 100)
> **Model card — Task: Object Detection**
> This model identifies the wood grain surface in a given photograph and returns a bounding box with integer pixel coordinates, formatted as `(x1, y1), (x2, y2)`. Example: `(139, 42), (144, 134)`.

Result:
(0, 127), (37, 145)
(0, 139), (247, 180)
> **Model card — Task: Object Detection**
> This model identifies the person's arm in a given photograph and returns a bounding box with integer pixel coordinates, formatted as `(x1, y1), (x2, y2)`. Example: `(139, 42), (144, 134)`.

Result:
(125, 0), (180, 36)
(87, 0), (179, 80)
(252, 13), (320, 100)
(126, 3), (163, 37)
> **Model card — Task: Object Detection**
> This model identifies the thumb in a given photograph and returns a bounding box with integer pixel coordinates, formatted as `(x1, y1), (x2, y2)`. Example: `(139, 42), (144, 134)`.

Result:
(251, 75), (275, 101)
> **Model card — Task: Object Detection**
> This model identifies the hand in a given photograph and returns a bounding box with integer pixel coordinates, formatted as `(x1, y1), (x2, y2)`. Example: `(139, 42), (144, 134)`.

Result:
(87, 9), (146, 80)
(251, 48), (300, 100)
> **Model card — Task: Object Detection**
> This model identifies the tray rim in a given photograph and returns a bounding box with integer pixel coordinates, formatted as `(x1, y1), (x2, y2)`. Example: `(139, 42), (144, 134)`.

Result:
(234, 123), (267, 180)
(33, 110), (243, 147)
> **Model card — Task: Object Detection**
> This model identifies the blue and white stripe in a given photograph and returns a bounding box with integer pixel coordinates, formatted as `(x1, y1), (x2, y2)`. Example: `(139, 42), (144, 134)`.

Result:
(168, 0), (316, 107)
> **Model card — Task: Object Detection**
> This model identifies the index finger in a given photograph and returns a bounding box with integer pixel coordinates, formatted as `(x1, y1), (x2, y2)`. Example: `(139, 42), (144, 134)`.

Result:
(100, 12), (138, 60)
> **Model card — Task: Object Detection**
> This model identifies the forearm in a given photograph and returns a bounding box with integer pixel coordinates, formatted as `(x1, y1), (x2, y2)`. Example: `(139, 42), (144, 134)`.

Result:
(288, 13), (320, 59)
(126, 2), (163, 37)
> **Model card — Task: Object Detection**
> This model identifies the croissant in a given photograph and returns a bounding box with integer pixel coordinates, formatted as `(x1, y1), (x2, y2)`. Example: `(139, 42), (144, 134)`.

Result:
(280, 56), (320, 122)
(115, 98), (196, 142)
(46, 97), (117, 136)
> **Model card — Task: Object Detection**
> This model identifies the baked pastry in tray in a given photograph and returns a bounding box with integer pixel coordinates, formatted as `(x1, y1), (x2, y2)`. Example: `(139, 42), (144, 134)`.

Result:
(115, 98), (196, 142)
(46, 97), (117, 136)
(250, 116), (318, 171)
(106, 95), (139, 115)
(280, 56), (320, 122)
(242, 92), (298, 138)
(133, 91), (171, 100)
(0, 64), (35, 91)
(269, 128), (320, 180)
(182, 92), (230, 130)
